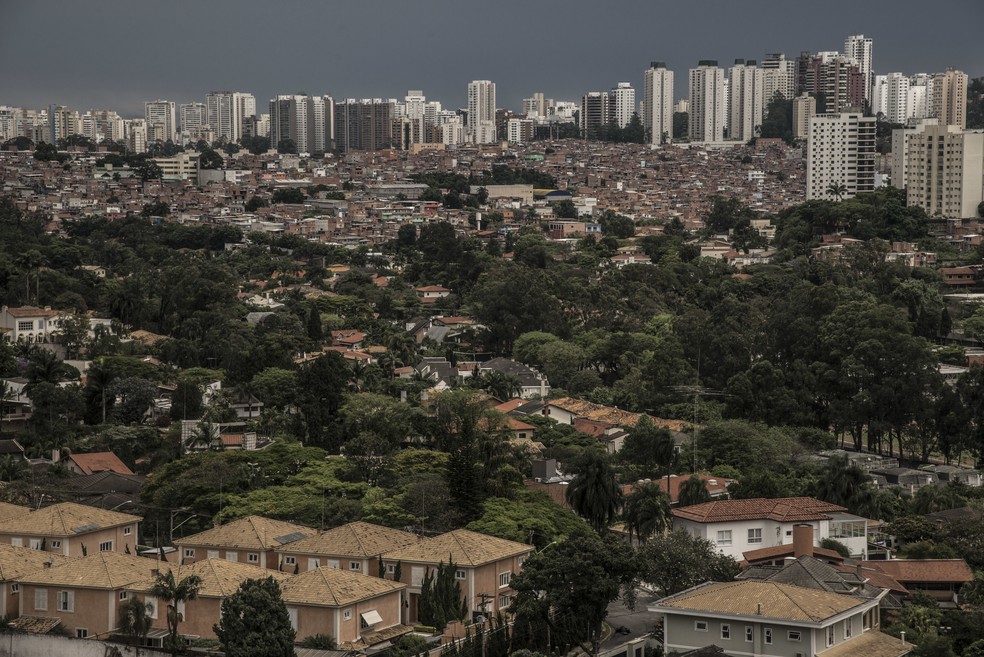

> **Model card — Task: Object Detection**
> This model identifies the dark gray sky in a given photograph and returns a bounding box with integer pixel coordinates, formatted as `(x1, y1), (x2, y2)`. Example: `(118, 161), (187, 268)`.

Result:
(2, 0), (982, 117)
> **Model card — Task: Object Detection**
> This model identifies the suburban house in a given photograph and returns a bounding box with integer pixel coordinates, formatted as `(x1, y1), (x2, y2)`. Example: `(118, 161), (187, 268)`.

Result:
(415, 285), (451, 303)
(15, 551), (165, 641)
(0, 306), (63, 344)
(60, 471), (145, 511)
(174, 515), (315, 570)
(275, 521), (418, 575)
(380, 529), (532, 625)
(0, 543), (74, 619)
(918, 464), (982, 487)
(650, 579), (912, 657)
(869, 467), (937, 494)
(861, 559), (974, 608)
(671, 498), (869, 561)
(64, 451), (134, 476)
(0, 502), (140, 557)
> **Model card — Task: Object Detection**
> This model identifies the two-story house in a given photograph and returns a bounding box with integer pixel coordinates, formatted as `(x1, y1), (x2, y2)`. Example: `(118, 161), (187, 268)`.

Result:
(174, 515), (315, 570)
(380, 529), (532, 625)
(0, 306), (62, 344)
(671, 498), (869, 560)
(650, 579), (913, 657)
(0, 502), (140, 557)
(275, 521), (418, 575)
(0, 543), (74, 619)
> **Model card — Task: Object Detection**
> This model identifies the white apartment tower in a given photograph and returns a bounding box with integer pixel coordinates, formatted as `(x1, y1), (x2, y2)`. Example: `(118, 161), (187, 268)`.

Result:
(761, 53), (796, 102)
(404, 90), (427, 145)
(144, 100), (177, 143)
(843, 34), (874, 105)
(642, 62), (674, 146)
(884, 73), (911, 125)
(467, 80), (497, 144)
(807, 112), (877, 200)
(728, 59), (764, 142)
(688, 61), (726, 142)
(905, 125), (984, 218)
(890, 118), (938, 189)
(609, 82), (636, 129)
(306, 95), (335, 154)
(126, 119), (148, 154)
(931, 69), (969, 129)
(871, 76), (888, 118)
(206, 91), (255, 142)
(792, 93), (816, 141)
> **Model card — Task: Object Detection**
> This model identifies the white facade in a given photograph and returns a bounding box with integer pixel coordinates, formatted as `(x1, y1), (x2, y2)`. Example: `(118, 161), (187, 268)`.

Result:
(506, 118), (534, 144)
(884, 73), (911, 125)
(609, 82), (635, 129)
(206, 91), (254, 142)
(467, 80), (496, 144)
(727, 60), (764, 142)
(792, 94), (816, 141)
(761, 53), (796, 102)
(931, 68), (969, 129)
(404, 90), (426, 145)
(890, 118), (938, 189)
(642, 63), (674, 146)
(843, 34), (874, 104)
(806, 113), (877, 200)
(688, 62), (726, 142)
(179, 102), (207, 143)
(305, 95), (335, 154)
(144, 99), (176, 143)
(125, 119), (147, 153)
(871, 75), (888, 118)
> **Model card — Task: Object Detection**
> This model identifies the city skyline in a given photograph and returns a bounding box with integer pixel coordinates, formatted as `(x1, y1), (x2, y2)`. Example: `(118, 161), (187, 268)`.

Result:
(2, 0), (982, 117)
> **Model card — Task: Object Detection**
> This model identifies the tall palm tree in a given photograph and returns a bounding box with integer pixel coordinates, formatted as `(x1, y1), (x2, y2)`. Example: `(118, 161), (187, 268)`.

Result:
(0, 380), (12, 431)
(118, 596), (154, 656)
(651, 429), (677, 493)
(813, 455), (878, 516)
(677, 475), (712, 507)
(149, 571), (203, 657)
(622, 481), (670, 543)
(14, 249), (45, 305)
(826, 182), (848, 202)
(86, 358), (117, 424)
(566, 451), (623, 534)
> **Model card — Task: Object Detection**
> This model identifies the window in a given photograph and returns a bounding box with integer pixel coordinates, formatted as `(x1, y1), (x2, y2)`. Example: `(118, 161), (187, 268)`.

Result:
(184, 548), (195, 558)
(716, 530), (732, 546)
(75, 628), (88, 639)
(226, 551), (238, 562)
(99, 541), (113, 552)
(17, 321), (33, 332)
(248, 553), (259, 563)
(57, 590), (74, 612)
(10, 584), (18, 594)
(720, 624), (730, 640)
(826, 626), (835, 646)
(499, 572), (511, 588)
(343, 609), (352, 621)
(308, 558), (320, 570)
(350, 561), (361, 571)
(455, 569), (466, 580)
(498, 595), (511, 608)
(387, 564), (396, 574)
(284, 556), (296, 565)
(147, 597), (158, 619)
(119, 591), (128, 601)
(29, 539), (42, 550)
(844, 620), (852, 638)
(788, 630), (801, 642)
(35, 589), (47, 611)
(207, 550), (220, 559)
(695, 621), (708, 632)
(288, 607), (298, 631)
(863, 610), (872, 631)
(123, 527), (132, 536)
(51, 540), (61, 550)
(745, 626), (753, 642)
(10, 538), (22, 548)
(765, 628), (773, 645)
(747, 528), (762, 544)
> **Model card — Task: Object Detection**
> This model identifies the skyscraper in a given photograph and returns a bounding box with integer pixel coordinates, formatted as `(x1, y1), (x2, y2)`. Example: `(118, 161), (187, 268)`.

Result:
(467, 80), (496, 144)
(761, 53), (796, 102)
(334, 99), (395, 152)
(609, 82), (635, 129)
(580, 92), (610, 139)
(144, 100), (177, 143)
(727, 60), (764, 142)
(306, 95), (335, 154)
(904, 124), (983, 218)
(688, 61), (725, 142)
(404, 90), (427, 145)
(642, 63), (674, 146)
(807, 112), (876, 200)
(931, 68), (969, 129)
(206, 91), (255, 142)
(269, 95), (308, 153)
(843, 34), (874, 105)
(884, 73), (912, 125)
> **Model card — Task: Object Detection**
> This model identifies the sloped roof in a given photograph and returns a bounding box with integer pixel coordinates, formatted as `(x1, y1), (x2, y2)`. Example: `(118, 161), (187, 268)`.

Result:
(282, 566), (405, 607)
(672, 498), (847, 524)
(128, 558), (289, 598)
(68, 451), (134, 476)
(381, 529), (531, 567)
(0, 502), (29, 523)
(2, 306), (59, 318)
(174, 515), (315, 551)
(0, 502), (140, 537)
(0, 543), (74, 581)
(742, 543), (845, 564)
(816, 630), (914, 657)
(278, 522), (418, 559)
(15, 551), (166, 589)
(863, 559), (973, 584)
(547, 396), (686, 431)
(654, 580), (868, 623)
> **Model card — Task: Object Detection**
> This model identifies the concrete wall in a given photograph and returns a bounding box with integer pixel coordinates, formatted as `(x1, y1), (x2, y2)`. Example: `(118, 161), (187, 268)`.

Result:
(0, 633), (171, 657)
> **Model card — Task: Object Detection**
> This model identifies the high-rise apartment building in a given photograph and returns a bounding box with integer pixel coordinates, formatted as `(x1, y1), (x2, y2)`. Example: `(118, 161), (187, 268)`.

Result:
(126, 119), (148, 154)
(871, 76), (888, 118)
(642, 62), (674, 146)
(269, 95), (310, 153)
(179, 102), (208, 144)
(206, 91), (255, 142)
(580, 92), (610, 139)
(523, 92), (546, 118)
(884, 73), (911, 125)
(904, 124), (983, 218)
(144, 100), (177, 143)
(403, 91), (427, 145)
(47, 105), (79, 144)
(467, 80), (496, 144)
(688, 61), (726, 142)
(609, 82), (635, 129)
(728, 60), (764, 142)
(931, 68), (969, 129)
(890, 118), (938, 189)
(806, 112), (876, 200)
(334, 99), (395, 152)
(761, 53), (796, 102)
(792, 93), (816, 141)
(306, 95), (335, 154)
(843, 34), (874, 105)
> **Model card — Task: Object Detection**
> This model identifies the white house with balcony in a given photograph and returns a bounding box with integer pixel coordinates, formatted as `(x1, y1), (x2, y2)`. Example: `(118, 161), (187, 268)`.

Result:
(0, 306), (64, 344)
(670, 497), (869, 560)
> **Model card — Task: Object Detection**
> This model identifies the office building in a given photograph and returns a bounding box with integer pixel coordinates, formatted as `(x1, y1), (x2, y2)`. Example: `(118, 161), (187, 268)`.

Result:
(904, 125), (984, 218)
(467, 80), (496, 144)
(609, 82), (635, 129)
(335, 99), (395, 152)
(642, 62), (674, 146)
(807, 112), (876, 200)
(843, 34), (874, 105)
(931, 69), (969, 129)
(580, 92), (610, 139)
(728, 60), (764, 142)
(688, 61), (726, 142)
(144, 100), (176, 143)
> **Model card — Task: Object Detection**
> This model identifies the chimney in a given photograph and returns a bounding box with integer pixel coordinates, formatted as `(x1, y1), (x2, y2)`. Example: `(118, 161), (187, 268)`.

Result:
(792, 524), (814, 558)
(51, 448), (61, 463)
(756, 603), (762, 615)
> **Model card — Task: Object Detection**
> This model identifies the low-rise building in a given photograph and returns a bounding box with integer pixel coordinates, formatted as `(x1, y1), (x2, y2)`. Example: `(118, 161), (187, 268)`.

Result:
(174, 515), (315, 570)
(0, 502), (139, 557)
(275, 521), (418, 575)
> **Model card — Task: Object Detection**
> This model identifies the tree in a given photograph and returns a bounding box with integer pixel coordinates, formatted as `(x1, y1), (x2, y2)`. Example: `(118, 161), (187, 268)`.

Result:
(622, 482), (670, 543)
(418, 560), (468, 632)
(150, 571), (203, 657)
(677, 475), (711, 507)
(199, 149), (224, 170)
(510, 527), (637, 656)
(214, 577), (296, 657)
(300, 635), (337, 650)
(826, 182), (848, 201)
(637, 530), (740, 596)
(107, 377), (158, 425)
(245, 196), (268, 212)
(565, 451), (622, 533)
(812, 455), (878, 517)
(118, 596), (154, 656)
(271, 188), (305, 204)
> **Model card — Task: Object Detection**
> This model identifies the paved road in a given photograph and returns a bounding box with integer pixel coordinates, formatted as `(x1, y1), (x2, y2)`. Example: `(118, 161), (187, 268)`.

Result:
(600, 590), (662, 652)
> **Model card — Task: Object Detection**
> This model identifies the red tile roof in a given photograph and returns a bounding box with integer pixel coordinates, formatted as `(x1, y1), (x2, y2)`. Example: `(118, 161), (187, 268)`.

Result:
(831, 564), (908, 594)
(743, 543), (845, 564)
(67, 451), (134, 476)
(671, 497), (847, 523)
(863, 559), (974, 584)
